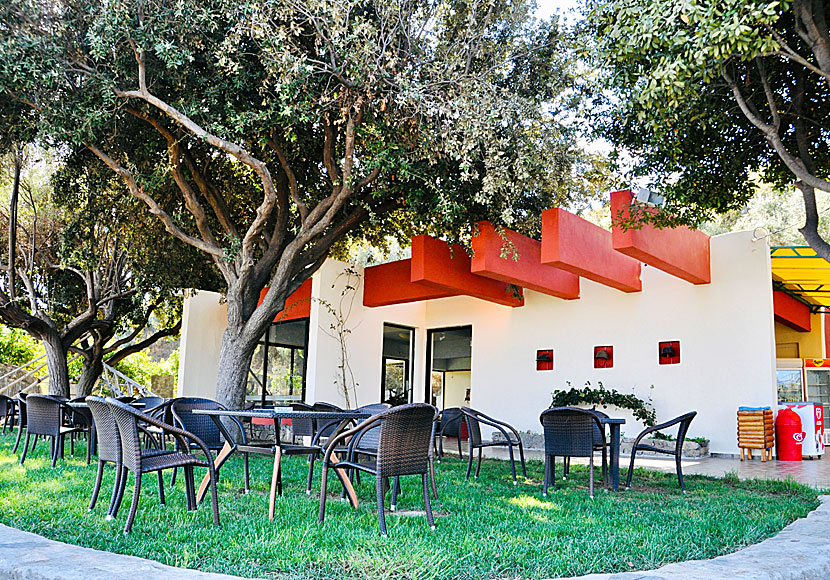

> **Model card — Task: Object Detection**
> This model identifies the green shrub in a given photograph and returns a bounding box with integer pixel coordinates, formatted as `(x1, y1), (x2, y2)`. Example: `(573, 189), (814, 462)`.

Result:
(550, 380), (657, 426)
(0, 327), (42, 367)
(113, 348), (179, 387)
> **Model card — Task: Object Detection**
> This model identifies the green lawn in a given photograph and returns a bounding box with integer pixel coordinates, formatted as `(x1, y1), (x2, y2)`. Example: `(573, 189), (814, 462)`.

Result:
(0, 432), (819, 579)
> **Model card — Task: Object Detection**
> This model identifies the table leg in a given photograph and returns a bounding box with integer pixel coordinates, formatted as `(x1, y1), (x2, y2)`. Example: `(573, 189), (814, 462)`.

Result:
(268, 446), (282, 521)
(609, 423), (621, 491)
(328, 452), (359, 509)
(197, 441), (234, 504)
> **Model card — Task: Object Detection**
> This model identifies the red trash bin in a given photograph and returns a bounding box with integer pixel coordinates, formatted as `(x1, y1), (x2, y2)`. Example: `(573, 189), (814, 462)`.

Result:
(776, 408), (804, 461)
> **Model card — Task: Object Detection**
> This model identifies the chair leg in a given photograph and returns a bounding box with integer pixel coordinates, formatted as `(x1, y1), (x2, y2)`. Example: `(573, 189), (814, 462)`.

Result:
(86, 430), (91, 466)
(51, 436), (60, 468)
(30, 434), (38, 453)
(183, 466), (195, 510)
(588, 454), (594, 499)
(157, 470), (166, 505)
(457, 436), (463, 459)
(518, 443), (527, 477)
(243, 453), (250, 494)
(391, 476), (400, 511)
(376, 474), (387, 536)
(13, 425), (24, 454)
(107, 464), (124, 519)
(70, 432), (75, 457)
(111, 467), (129, 519)
(89, 461), (105, 511)
(170, 466), (177, 488)
(676, 454), (686, 493)
(306, 454), (317, 495)
(602, 447), (608, 489)
(208, 465), (220, 526)
(475, 447), (483, 478)
(465, 445), (474, 480)
(429, 455), (438, 499)
(124, 472), (142, 534)
(422, 474), (436, 530)
(542, 455), (549, 497)
(625, 449), (637, 490)
(437, 434), (444, 462)
(507, 444), (517, 485)
(318, 464), (329, 523)
(19, 433), (31, 465)
(563, 456), (569, 480)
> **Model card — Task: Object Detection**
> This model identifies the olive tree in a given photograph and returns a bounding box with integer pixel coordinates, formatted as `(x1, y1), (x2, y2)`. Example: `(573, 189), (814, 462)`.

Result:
(1, 0), (591, 407)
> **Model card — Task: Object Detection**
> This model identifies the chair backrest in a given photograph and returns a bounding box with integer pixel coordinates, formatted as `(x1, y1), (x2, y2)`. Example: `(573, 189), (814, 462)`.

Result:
(135, 396), (164, 410)
(171, 397), (225, 449)
(670, 411), (698, 453)
(376, 403), (437, 478)
(0, 394), (11, 416)
(25, 395), (63, 437)
(438, 408), (464, 438)
(586, 408), (608, 447)
(539, 407), (602, 458)
(351, 403), (392, 451)
(290, 402), (315, 437)
(460, 408), (483, 445)
(106, 398), (145, 472)
(15, 394), (27, 427)
(86, 396), (121, 463)
(313, 402), (344, 438)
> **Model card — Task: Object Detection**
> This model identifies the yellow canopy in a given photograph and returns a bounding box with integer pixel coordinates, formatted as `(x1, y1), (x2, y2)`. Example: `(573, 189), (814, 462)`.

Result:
(771, 246), (830, 310)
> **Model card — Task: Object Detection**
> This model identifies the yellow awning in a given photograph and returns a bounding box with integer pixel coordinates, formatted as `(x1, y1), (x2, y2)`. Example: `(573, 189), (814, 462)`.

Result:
(771, 246), (830, 310)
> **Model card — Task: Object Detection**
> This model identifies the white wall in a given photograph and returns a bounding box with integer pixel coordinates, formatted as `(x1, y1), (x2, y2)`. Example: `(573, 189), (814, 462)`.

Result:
(177, 231), (777, 454)
(177, 290), (227, 399)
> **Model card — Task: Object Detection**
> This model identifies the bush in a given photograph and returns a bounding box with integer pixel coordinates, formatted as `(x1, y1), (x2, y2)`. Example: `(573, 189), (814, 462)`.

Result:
(0, 327), (42, 367)
(113, 348), (179, 387)
(550, 381), (657, 426)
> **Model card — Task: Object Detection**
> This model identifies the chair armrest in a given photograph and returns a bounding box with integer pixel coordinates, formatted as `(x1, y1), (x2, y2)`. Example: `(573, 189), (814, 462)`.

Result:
(438, 414), (462, 437)
(632, 412), (697, 448)
(322, 415), (383, 466)
(473, 411), (523, 443)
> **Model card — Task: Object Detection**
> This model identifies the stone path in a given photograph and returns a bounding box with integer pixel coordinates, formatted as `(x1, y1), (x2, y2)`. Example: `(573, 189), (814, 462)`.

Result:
(559, 495), (830, 580)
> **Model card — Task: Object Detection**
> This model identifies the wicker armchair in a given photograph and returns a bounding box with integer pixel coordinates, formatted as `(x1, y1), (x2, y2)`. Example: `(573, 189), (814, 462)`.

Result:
(435, 407), (465, 461)
(317, 403), (438, 535)
(540, 407), (605, 498)
(86, 396), (172, 518)
(106, 398), (220, 534)
(20, 395), (91, 467)
(625, 411), (698, 492)
(459, 407), (527, 484)
(12, 393), (27, 454)
(562, 408), (609, 483)
(171, 397), (250, 492)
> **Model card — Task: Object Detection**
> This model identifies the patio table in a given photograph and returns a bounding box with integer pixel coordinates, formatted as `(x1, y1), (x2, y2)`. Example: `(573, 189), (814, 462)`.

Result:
(192, 408), (371, 520)
(602, 417), (625, 491)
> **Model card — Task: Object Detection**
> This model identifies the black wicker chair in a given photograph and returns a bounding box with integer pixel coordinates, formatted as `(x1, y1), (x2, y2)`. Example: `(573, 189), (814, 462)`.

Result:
(563, 408), (609, 483)
(625, 411), (698, 493)
(12, 393), (27, 454)
(436, 407), (465, 461)
(171, 397), (250, 492)
(86, 396), (172, 518)
(540, 407), (605, 498)
(318, 403), (438, 535)
(459, 407), (527, 484)
(106, 397), (220, 534)
(0, 394), (14, 433)
(135, 396), (165, 410)
(20, 395), (91, 467)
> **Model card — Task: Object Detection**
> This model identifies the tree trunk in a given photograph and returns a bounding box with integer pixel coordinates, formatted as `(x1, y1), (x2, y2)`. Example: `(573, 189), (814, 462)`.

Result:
(76, 353), (104, 397)
(42, 330), (70, 397)
(214, 330), (259, 409)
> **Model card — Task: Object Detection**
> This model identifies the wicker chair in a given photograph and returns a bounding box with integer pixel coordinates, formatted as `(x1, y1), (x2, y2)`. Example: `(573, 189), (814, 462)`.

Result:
(625, 411), (698, 493)
(0, 394), (14, 433)
(318, 403), (438, 535)
(171, 397), (250, 492)
(435, 407), (465, 461)
(86, 396), (172, 518)
(135, 396), (165, 410)
(106, 398), (220, 534)
(540, 407), (605, 498)
(459, 407), (527, 484)
(12, 393), (27, 454)
(562, 408), (609, 483)
(20, 395), (91, 467)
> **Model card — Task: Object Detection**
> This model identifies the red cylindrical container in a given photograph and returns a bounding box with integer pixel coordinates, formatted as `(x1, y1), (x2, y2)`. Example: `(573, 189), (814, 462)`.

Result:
(776, 408), (804, 461)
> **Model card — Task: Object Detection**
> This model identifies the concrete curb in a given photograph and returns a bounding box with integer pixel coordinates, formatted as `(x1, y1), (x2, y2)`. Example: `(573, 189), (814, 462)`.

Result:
(0, 524), (261, 580)
(559, 495), (830, 580)
(0, 498), (827, 580)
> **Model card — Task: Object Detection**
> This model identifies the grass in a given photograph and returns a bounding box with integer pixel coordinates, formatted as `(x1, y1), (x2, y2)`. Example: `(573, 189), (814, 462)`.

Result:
(0, 432), (819, 580)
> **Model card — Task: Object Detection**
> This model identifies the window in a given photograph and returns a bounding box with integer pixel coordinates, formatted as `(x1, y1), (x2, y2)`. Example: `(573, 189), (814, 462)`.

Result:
(381, 324), (415, 406)
(247, 318), (308, 406)
(426, 326), (472, 409)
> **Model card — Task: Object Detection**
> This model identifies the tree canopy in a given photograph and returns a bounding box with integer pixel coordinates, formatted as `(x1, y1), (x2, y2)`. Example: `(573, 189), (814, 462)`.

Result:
(586, 0), (830, 255)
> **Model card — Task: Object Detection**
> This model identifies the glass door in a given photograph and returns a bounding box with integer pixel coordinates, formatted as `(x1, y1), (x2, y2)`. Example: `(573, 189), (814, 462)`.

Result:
(381, 324), (415, 406)
(806, 369), (830, 422)
(425, 326), (472, 409)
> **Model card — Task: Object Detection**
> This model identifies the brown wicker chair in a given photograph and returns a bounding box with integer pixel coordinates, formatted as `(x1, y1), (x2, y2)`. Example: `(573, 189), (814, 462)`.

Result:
(562, 408), (609, 483)
(540, 407), (605, 498)
(20, 395), (91, 467)
(106, 397), (220, 534)
(318, 403), (438, 535)
(459, 407), (527, 484)
(625, 411), (697, 492)
(86, 396), (173, 518)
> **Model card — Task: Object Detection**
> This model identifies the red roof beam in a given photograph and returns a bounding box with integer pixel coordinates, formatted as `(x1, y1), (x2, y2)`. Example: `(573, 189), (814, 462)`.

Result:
(411, 235), (524, 307)
(363, 259), (459, 307)
(610, 190), (711, 285)
(258, 278), (312, 322)
(774, 290), (811, 332)
(471, 221), (579, 300)
(541, 208), (642, 293)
